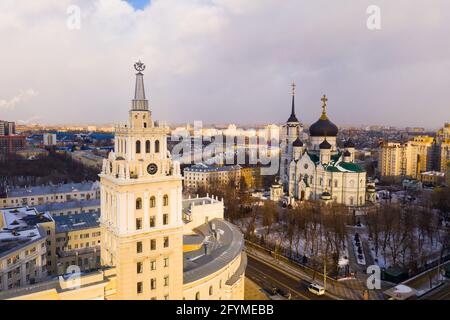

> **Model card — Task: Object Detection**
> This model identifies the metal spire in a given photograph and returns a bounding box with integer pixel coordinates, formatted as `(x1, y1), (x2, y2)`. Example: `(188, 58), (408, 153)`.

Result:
(131, 60), (149, 110)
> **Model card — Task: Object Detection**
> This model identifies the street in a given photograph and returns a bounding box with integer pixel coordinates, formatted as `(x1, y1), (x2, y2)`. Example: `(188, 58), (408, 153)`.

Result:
(421, 283), (450, 300)
(246, 253), (332, 300)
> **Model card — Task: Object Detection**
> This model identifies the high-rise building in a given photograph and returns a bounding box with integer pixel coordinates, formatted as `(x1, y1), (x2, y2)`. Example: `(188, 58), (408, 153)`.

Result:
(99, 61), (185, 300)
(378, 141), (419, 179)
(43, 133), (57, 146)
(0, 120), (25, 160)
(99, 62), (245, 300)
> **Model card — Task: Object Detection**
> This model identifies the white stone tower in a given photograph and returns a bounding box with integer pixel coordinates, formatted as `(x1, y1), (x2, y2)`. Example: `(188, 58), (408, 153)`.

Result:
(100, 61), (183, 300)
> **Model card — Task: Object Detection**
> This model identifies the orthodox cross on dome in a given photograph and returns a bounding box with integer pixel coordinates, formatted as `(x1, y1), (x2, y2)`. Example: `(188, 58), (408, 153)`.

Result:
(320, 94), (328, 120)
(134, 60), (146, 73)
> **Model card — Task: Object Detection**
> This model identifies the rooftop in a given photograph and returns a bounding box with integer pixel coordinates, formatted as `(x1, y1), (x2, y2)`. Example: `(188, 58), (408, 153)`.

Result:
(0, 207), (52, 257)
(4, 181), (100, 199)
(182, 196), (221, 215)
(35, 199), (100, 213)
(305, 151), (364, 173)
(54, 212), (101, 233)
(184, 163), (241, 173)
(183, 218), (244, 284)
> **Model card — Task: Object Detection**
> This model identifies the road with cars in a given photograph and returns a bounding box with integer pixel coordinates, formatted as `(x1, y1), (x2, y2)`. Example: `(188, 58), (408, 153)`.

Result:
(246, 253), (332, 300)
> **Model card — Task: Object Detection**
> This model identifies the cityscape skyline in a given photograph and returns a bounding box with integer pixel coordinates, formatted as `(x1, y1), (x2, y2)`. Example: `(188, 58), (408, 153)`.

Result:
(1, 0), (449, 128)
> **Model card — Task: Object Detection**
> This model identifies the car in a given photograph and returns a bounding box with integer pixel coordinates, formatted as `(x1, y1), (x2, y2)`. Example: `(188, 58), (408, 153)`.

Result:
(307, 283), (325, 296)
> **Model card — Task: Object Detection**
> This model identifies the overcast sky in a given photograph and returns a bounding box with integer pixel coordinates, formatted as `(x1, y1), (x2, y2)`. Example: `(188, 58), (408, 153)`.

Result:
(0, 0), (449, 129)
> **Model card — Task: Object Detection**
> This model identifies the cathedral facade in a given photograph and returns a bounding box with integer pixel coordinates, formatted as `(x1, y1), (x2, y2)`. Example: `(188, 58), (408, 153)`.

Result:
(280, 91), (367, 207)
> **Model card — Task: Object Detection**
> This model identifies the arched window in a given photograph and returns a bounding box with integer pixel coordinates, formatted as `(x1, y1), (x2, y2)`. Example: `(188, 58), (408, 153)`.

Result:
(136, 198), (142, 210)
(146, 140), (150, 153)
(209, 286), (213, 296)
(163, 195), (169, 206)
(136, 140), (141, 154)
(349, 197), (354, 205)
(150, 196), (156, 208)
(334, 180), (338, 188)
(155, 140), (160, 153)
(195, 292), (200, 300)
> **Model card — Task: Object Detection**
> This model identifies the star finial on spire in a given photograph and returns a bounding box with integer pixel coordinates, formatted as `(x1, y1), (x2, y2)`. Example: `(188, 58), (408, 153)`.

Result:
(134, 60), (146, 73)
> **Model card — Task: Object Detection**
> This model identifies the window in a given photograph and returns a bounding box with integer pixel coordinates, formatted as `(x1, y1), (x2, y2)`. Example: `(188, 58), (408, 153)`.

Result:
(150, 278), (156, 290)
(163, 195), (169, 206)
(146, 140), (150, 153)
(164, 276), (169, 287)
(163, 237), (169, 248)
(150, 260), (156, 271)
(195, 292), (200, 300)
(150, 196), (156, 208)
(151, 239), (156, 250)
(136, 198), (142, 210)
(137, 262), (143, 274)
(136, 218), (142, 230)
(334, 180), (338, 188)
(164, 257), (169, 268)
(137, 242), (142, 253)
(136, 140), (141, 154)
(137, 282), (143, 294)
(150, 216), (156, 227)
(209, 286), (213, 296)
(155, 140), (160, 153)
(163, 214), (169, 225)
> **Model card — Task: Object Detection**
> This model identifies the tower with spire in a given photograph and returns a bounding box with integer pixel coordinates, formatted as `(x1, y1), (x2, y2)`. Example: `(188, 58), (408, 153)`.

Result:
(279, 82), (304, 191)
(99, 61), (184, 300)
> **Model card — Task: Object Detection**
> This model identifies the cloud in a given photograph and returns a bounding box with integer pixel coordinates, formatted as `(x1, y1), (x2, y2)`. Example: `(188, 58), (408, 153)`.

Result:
(0, 89), (38, 111)
(0, 0), (449, 128)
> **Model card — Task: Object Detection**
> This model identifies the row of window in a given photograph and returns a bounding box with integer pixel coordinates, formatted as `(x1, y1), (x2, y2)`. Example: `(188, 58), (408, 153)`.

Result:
(136, 276), (169, 294)
(136, 237), (170, 252)
(135, 214), (169, 230)
(135, 140), (160, 154)
(135, 195), (169, 209)
(136, 257), (169, 273)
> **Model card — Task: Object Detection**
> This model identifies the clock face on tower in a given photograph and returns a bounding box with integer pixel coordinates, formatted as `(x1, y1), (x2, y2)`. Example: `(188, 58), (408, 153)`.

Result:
(147, 163), (158, 175)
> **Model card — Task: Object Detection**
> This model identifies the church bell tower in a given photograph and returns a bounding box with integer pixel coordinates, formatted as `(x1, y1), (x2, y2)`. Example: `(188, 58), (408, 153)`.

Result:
(99, 61), (183, 300)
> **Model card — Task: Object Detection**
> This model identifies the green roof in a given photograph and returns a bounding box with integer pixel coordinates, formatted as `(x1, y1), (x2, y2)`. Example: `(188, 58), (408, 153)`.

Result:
(305, 152), (364, 173)
(337, 162), (365, 173)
